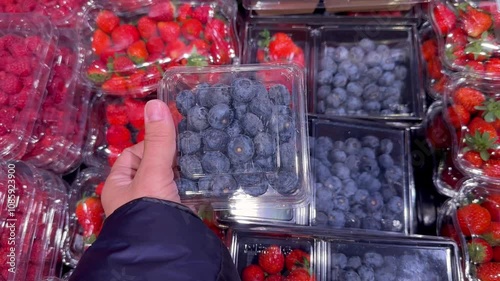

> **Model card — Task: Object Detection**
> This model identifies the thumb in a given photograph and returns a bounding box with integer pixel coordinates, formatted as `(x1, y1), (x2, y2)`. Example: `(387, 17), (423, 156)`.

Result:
(138, 99), (177, 178)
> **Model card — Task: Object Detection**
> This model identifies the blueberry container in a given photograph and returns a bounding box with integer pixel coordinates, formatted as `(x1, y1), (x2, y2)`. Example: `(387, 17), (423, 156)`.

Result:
(217, 205), (310, 226)
(309, 118), (415, 234)
(311, 21), (424, 121)
(159, 64), (311, 210)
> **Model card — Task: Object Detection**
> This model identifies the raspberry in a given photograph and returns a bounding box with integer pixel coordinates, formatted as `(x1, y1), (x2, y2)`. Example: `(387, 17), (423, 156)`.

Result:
(53, 64), (73, 81)
(0, 91), (8, 105)
(105, 103), (129, 125)
(0, 72), (22, 95)
(124, 98), (146, 129)
(7, 40), (30, 57)
(0, 124), (9, 136)
(106, 125), (132, 146)
(5, 56), (32, 76)
(21, 75), (34, 88)
(1, 34), (22, 51)
(9, 89), (28, 110)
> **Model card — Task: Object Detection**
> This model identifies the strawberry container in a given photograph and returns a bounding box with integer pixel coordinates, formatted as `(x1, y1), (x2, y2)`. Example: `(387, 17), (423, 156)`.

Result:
(437, 179), (500, 281)
(442, 75), (500, 184)
(64, 167), (109, 268)
(79, 0), (239, 98)
(310, 118), (415, 234)
(158, 64), (311, 210)
(311, 20), (425, 121)
(0, 14), (57, 160)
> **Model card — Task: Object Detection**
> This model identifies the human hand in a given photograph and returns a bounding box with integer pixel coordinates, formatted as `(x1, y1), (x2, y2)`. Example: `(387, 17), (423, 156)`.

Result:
(101, 99), (180, 217)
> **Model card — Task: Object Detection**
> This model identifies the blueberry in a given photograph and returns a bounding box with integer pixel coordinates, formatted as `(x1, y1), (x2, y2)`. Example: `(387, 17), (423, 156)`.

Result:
(179, 131), (201, 155)
(360, 158), (380, 177)
(317, 85), (331, 99)
(270, 112), (295, 142)
(347, 256), (363, 269)
(271, 170), (298, 195)
(376, 45), (390, 54)
(349, 46), (365, 63)
(208, 104), (234, 129)
(358, 76), (372, 87)
(317, 69), (334, 85)
(316, 100), (326, 114)
(345, 96), (363, 111)
(364, 252), (384, 268)
(316, 136), (334, 151)
(198, 176), (213, 191)
(343, 269), (362, 281)
(175, 178), (198, 194)
(362, 216), (382, 230)
(325, 46), (336, 57)
(365, 51), (382, 67)
(379, 139), (393, 154)
(321, 56), (337, 72)
(378, 72), (395, 86)
(231, 78), (256, 103)
(359, 38), (376, 52)
(380, 55), (396, 71)
(384, 86), (401, 99)
(339, 60), (360, 80)
(352, 189), (369, 205)
(211, 174), (237, 196)
(268, 84), (291, 106)
(333, 46), (349, 62)
(356, 62), (368, 75)
(333, 73), (348, 88)
(332, 162), (350, 180)
(345, 154), (361, 171)
(363, 101), (381, 113)
(328, 149), (347, 163)
(325, 107), (347, 116)
(389, 48), (407, 63)
(323, 176), (342, 194)
(209, 83), (231, 105)
(334, 196), (350, 211)
(226, 121), (242, 137)
(357, 265), (375, 281)
(179, 155), (203, 179)
(333, 140), (345, 150)
(328, 209), (346, 228)
(361, 136), (379, 149)
(351, 204), (367, 219)
(241, 113), (264, 137)
(315, 162), (332, 183)
(202, 128), (229, 151)
(342, 179), (358, 197)
(366, 194), (384, 212)
(315, 211), (329, 225)
(227, 135), (254, 163)
(176, 89), (196, 115)
(394, 65), (407, 80)
(384, 166), (403, 183)
(252, 81), (268, 99)
(241, 181), (268, 197)
(309, 136), (316, 152)
(383, 256), (398, 272)
(381, 97), (400, 111)
(253, 132), (276, 157)
(378, 154), (394, 169)
(195, 83), (212, 108)
(316, 189), (334, 212)
(234, 166), (264, 186)
(233, 103), (248, 120)
(345, 212), (362, 228)
(178, 119), (188, 133)
(363, 84), (381, 101)
(347, 82), (363, 97)
(366, 67), (383, 81)
(201, 151), (230, 174)
(254, 155), (276, 171)
(249, 96), (273, 121)
(344, 138), (362, 155)
(387, 196), (404, 214)
(381, 184), (398, 201)
(360, 147), (376, 159)
(332, 253), (348, 269)
(187, 106), (209, 131)
(375, 268), (396, 281)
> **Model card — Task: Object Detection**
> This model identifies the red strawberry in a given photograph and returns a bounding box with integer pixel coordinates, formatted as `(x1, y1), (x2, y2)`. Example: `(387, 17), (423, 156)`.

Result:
(483, 194), (500, 222)
(421, 39), (437, 61)
(258, 245), (285, 275)
(485, 160), (500, 178)
(96, 10), (120, 34)
(453, 87), (486, 113)
(285, 249), (310, 271)
(0, 72), (22, 95)
(87, 60), (110, 84)
(447, 105), (470, 128)
(177, 3), (192, 22)
(494, 247), (500, 261)
(102, 75), (129, 95)
(426, 114), (452, 149)
(110, 56), (135, 75)
(210, 41), (231, 65)
(440, 154), (464, 191)
(181, 19), (203, 40)
(241, 264), (265, 281)
(158, 21), (180, 43)
(137, 17), (158, 40)
(95, 182), (105, 197)
(146, 36), (165, 55)
(285, 268), (311, 281)
(441, 223), (461, 245)
(99, 46), (125, 64)
(141, 65), (162, 90)
(192, 5), (211, 24)
(427, 59), (443, 80)
(461, 4), (493, 38)
(469, 238), (494, 263)
(205, 18), (227, 43)
(433, 3), (457, 34)
(128, 69), (146, 90)
(477, 262), (500, 281)
(111, 24), (140, 51)
(463, 151), (484, 167)
(148, 1), (175, 21)
(106, 125), (132, 146)
(457, 203), (492, 236)
(465, 60), (485, 72)
(266, 275), (284, 281)
(188, 39), (209, 55)
(446, 28), (468, 49)
(166, 39), (187, 59)
(483, 222), (500, 246)
(127, 40), (148, 64)
(106, 103), (129, 125)
(468, 117), (498, 140)
(124, 98), (146, 129)
(75, 196), (104, 244)
(92, 29), (111, 56)
(486, 58), (500, 73)
(136, 128), (145, 142)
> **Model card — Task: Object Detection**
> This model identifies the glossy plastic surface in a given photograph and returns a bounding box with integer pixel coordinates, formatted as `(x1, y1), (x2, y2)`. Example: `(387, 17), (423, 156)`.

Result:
(0, 0), (88, 26)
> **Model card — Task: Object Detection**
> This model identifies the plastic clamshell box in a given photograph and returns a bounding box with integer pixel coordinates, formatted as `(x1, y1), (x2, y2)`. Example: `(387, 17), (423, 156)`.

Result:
(79, 0), (240, 98)
(229, 228), (322, 280)
(310, 118), (415, 234)
(64, 167), (109, 268)
(242, 0), (320, 16)
(217, 204), (310, 226)
(323, 0), (421, 13)
(159, 64), (311, 210)
(311, 21), (425, 121)
(0, 0), (88, 26)
(0, 14), (57, 160)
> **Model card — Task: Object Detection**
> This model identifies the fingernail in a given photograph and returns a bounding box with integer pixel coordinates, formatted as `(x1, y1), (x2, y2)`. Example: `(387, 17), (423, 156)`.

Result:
(145, 100), (166, 122)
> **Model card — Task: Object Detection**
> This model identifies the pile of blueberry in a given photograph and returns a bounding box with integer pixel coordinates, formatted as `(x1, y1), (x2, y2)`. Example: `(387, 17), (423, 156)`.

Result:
(315, 38), (409, 116)
(310, 134), (405, 232)
(331, 250), (447, 281)
(174, 78), (300, 198)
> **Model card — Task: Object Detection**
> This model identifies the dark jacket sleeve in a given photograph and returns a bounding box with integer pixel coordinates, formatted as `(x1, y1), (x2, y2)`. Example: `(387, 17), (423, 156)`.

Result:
(69, 197), (241, 281)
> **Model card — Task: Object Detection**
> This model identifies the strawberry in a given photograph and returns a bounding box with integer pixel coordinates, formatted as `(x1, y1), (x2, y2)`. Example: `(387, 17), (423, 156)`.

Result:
(285, 268), (311, 281)
(102, 75), (129, 95)
(266, 275), (284, 281)
(0, 72), (22, 95)
(465, 60), (485, 72)
(146, 36), (165, 54)
(188, 39), (209, 55)
(258, 245), (285, 275)
(136, 129), (145, 142)
(447, 105), (470, 128)
(205, 18), (227, 43)
(477, 262), (500, 281)
(421, 39), (437, 61)
(463, 151), (484, 167)
(148, 1), (175, 21)
(128, 69), (146, 90)
(460, 4), (493, 38)
(440, 154), (464, 191)
(494, 247), (500, 262)
(92, 29), (111, 56)
(192, 5), (211, 24)
(111, 24), (140, 51)
(75, 196), (104, 244)
(241, 265), (265, 281)
(453, 87), (486, 113)
(486, 58), (500, 73)
(427, 59), (443, 80)
(426, 114), (452, 149)
(137, 16), (158, 40)
(469, 238), (494, 263)
(441, 223), (461, 245)
(106, 103), (129, 125)
(96, 10), (120, 34)
(465, 119), (499, 161)
(99, 46), (125, 64)
(210, 41), (231, 65)
(95, 182), (105, 197)
(124, 98), (146, 129)
(432, 3), (457, 34)
(110, 56), (135, 75)
(485, 160), (500, 178)
(106, 125), (132, 146)
(457, 203), (492, 236)
(127, 40), (148, 64)
(483, 222), (500, 246)
(483, 194), (500, 222)
(166, 39), (187, 59)
(446, 28), (468, 49)
(158, 21), (180, 44)
(285, 249), (310, 271)
(141, 65), (162, 90)
(181, 19), (203, 40)
(268, 32), (295, 60)
(87, 60), (110, 84)
(465, 35), (493, 61)
(476, 99), (500, 124)
(177, 3), (192, 22)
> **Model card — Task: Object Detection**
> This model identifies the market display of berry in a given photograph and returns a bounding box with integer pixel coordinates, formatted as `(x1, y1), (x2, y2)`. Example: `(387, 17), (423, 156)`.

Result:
(0, 0), (86, 26)
(310, 132), (406, 232)
(420, 24), (449, 98)
(315, 38), (410, 117)
(83, 0), (238, 97)
(256, 30), (305, 67)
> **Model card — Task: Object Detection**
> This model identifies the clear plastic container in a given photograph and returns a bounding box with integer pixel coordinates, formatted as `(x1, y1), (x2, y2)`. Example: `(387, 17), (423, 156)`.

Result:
(159, 64), (311, 210)
(437, 179), (500, 281)
(324, 0), (420, 13)
(243, 0), (320, 15)
(311, 21), (425, 121)
(0, 14), (57, 160)
(442, 75), (500, 184)
(23, 28), (82, 169)
(83, 94), (152, 168)
(217, 205), (310, 226)
(63, 167), (109, 268)
(309, 118), (414, 234)
(79, 0), (239, 97)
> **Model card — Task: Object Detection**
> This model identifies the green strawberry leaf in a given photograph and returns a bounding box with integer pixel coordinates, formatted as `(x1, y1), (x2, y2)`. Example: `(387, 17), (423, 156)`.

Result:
(84, 234), (97, 245)
(258, 29), (271, 49)
(480, 149), (491, 161)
